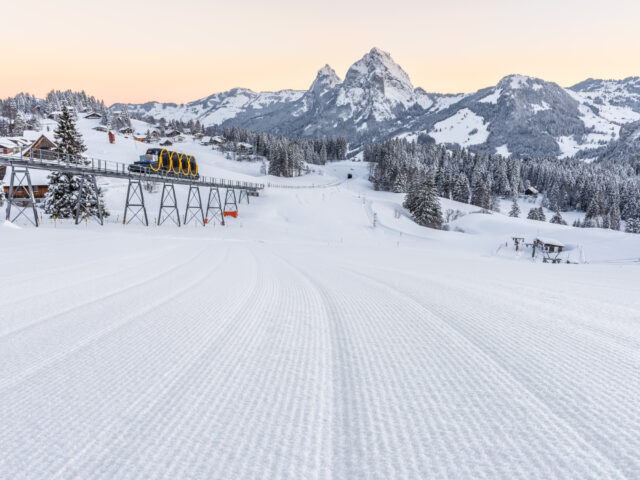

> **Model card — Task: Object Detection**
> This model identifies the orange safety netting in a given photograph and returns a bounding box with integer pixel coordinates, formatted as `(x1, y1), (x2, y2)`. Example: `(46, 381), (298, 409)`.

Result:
(223, 211), (238, 218)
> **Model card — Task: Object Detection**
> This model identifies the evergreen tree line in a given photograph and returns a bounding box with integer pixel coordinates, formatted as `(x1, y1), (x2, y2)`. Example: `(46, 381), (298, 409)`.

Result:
(0, 90), (109, 136)
(365, 138), (640, 233)
(138, 115), (206, 136)
(208, 126), (348, 165)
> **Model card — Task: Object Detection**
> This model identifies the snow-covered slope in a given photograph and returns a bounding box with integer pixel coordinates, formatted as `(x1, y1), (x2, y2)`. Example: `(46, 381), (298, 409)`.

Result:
(2, 120), (639, 478)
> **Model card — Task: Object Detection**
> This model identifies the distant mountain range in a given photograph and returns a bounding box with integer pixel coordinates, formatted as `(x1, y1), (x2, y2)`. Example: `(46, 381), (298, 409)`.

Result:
(113, 48), (640, 161)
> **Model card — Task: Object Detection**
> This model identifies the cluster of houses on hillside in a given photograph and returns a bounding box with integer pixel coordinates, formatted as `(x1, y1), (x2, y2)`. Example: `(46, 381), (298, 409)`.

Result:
(0, 134), (57, 159)
(0, 137), (31, 154)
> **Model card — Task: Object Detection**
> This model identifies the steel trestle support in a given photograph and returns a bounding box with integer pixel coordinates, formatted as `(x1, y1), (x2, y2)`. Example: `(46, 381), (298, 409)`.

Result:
(238, 189), (249, 205)
(158, 183), (180, 226)
(5, 166), (39, 226)
(206, 187), (223, 223)
(184, 185), (205, 226)
(123, 178), (148, 226)
(223, 188), (238, 214)
(75, 174), (104, 225)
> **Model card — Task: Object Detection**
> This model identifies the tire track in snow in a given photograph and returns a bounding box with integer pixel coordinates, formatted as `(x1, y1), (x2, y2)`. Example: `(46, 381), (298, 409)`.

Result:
(0, 246), (228, 393)
(0, 243), (181, 328)
(337, 261), (637, 479)
(278, 250), (630, 479)
(0, 244), (209, 341)
(343, 260), (640, 457)
(0, 246), (232, 478)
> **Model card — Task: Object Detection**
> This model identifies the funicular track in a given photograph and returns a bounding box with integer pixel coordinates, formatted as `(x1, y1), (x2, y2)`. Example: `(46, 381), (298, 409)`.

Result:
(0, 149), (264, 227)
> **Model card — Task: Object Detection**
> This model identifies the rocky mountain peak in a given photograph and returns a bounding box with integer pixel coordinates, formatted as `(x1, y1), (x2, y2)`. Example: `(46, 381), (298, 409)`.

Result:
(309, 64), (341, 94)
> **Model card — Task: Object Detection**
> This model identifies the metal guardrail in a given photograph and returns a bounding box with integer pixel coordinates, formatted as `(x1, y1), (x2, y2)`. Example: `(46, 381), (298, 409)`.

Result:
(0, 149), (265, 191)
(265, 179), (345, 189)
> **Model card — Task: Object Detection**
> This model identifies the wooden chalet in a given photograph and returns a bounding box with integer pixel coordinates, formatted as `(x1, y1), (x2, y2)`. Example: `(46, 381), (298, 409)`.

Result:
(23, 134), (56, 158)
(3, 184), (49, 199)
(119, 127), (133, 135)
(84, 112), (102, 119)
(160, 139), (173, 146)
(236, 142), (254, 154)
(533, 237), (565, 263)
(165, 130), (182, 138)
(535, 237), (564, 253)
(133, 134), (146, 143)
(524, 186), (539, 196)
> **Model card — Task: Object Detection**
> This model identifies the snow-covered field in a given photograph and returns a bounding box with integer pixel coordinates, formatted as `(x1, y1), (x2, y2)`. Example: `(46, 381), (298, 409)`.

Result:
(1, 124), (639, 479)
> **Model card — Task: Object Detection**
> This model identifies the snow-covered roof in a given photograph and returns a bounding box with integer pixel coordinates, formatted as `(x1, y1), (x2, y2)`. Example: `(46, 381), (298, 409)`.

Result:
(535, 237), (564, 247)
(0, 138), (18, 148)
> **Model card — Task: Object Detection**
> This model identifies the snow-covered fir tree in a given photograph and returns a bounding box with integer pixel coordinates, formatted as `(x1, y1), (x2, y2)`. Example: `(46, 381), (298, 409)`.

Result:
(609, 204), (621, 230)
(53, 106), (86, 157)
(44, 107), (108, 219)
(44, 173), (108, 219)
(452, 174), (470, 203)
(549, 207), (567, 225)
(508, 198), (520, 217)
(471, 178), (491, 210)
(403, 175), (442, 229)
(527, 207), (546, 221)
(625, 217), (640, 234)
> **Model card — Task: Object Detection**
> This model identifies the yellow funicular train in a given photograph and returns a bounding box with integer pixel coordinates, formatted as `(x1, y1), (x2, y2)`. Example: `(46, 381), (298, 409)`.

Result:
(128, 148), (199, 178)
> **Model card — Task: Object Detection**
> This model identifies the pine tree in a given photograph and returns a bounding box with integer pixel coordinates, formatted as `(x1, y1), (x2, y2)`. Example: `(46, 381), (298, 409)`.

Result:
(44, 107), (107, 219)
(12, 112), (26, 136)
(44, 173), (108, 219)
(550, 207), (567, 225)
(471, 177), (490, 210)
(625, 217), (640, 234)
(537, 207), (546, 222)
(527, 207), (546, 221)
(452, 174), (470, 203)
(404, 176), (442, 229)
(54, 106), (86, 157)
(508, 198), (520, 218)
(609, 204), (621, 230)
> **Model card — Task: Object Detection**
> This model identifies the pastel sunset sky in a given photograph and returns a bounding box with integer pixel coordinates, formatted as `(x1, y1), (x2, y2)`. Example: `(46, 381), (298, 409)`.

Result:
(3, 0), (639, 105)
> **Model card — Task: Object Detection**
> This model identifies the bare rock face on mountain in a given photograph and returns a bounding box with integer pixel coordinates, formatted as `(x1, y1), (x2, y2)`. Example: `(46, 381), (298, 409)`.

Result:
(222, 48), (437, 146)
(114, 49), (640, 162)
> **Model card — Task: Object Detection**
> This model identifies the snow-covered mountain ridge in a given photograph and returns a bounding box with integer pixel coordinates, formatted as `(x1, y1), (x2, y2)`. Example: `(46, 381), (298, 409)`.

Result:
(113, 48), (640, 161)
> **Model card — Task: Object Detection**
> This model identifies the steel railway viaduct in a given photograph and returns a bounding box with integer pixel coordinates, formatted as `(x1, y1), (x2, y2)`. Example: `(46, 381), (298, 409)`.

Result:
(0, 149), (264, 227)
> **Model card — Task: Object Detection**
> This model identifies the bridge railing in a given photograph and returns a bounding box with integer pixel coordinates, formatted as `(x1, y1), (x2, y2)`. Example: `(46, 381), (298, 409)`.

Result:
(4, 148), (265, 191)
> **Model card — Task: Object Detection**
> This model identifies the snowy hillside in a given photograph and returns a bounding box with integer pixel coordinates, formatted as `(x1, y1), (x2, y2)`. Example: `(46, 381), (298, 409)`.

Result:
(113, 88), (304, 127)
(2, 115), (640, 479)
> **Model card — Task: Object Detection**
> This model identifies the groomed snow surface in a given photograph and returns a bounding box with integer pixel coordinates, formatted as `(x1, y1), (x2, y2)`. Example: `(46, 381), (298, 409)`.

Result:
(1, 126), (639, 479)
